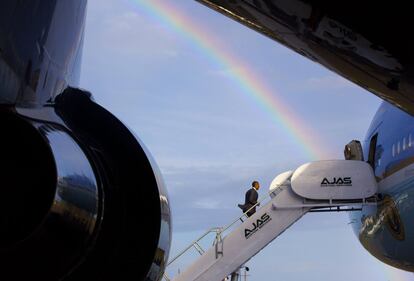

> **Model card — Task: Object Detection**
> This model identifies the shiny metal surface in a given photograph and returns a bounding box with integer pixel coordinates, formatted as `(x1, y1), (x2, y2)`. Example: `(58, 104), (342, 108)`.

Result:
(52, 88), (172, 281)
(348, 102), (414, 271)
(1, 98), (173, 280)
(196, 0), (414, 114)
(133, 134), (171, 281)
(1, 100), (172, 280)
(39, 124), (101, 237)
(0, 0), (86, 106)
(0, 116), (102, 280)
(0, 1), (172, 279)
(145, 148), (172, 281)
(355, 191), (414, 271)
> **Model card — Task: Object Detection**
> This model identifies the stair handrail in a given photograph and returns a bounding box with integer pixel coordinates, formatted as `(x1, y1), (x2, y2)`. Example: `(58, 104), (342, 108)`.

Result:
(163, 183), (286, 281)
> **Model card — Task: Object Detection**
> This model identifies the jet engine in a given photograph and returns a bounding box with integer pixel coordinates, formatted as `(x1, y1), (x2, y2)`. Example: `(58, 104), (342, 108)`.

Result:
(0, 88), (171, 281)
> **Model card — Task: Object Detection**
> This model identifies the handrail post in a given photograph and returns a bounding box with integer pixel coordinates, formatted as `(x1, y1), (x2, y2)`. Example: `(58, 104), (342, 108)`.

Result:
(164, 187), (283, 279)
(193, 242), (205, 255)
(214, 230), (223, 259)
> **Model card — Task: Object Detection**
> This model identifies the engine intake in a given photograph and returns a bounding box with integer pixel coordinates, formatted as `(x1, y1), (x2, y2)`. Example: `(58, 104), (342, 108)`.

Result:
(0, 88), (171, 281)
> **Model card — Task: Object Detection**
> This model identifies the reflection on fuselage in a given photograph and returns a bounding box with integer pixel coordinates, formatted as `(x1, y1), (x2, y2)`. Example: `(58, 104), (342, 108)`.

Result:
(360, 195), (404, 240)
(351, 101), (414, 271)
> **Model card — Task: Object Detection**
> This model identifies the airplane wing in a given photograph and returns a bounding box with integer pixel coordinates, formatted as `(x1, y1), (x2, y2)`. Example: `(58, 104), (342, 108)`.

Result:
(196, 0), (414, 114)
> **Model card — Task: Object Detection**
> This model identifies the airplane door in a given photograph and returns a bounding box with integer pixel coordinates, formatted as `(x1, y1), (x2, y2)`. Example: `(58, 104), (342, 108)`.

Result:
(367, 133), (378, 171)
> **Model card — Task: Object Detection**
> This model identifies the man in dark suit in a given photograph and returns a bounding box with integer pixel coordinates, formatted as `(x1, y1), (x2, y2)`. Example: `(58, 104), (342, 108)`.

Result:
(238, 181), (260, 217)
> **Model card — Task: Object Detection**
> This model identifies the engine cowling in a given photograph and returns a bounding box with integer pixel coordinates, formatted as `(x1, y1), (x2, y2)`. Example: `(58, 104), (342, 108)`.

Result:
(0, 88), (171, 281)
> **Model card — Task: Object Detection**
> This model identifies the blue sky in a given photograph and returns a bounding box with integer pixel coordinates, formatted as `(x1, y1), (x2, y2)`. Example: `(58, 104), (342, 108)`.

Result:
(81, 0), (414, 280)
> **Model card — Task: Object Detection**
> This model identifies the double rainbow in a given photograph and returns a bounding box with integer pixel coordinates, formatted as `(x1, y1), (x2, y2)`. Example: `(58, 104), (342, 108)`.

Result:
(129, 0), (330, 160)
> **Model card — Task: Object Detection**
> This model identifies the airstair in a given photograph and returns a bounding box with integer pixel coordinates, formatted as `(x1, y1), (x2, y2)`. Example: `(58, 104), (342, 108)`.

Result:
(164, 160), (379, 281)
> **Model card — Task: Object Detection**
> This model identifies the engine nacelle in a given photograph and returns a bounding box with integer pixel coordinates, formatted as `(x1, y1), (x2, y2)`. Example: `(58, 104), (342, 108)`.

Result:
(0, 88), (171, 281)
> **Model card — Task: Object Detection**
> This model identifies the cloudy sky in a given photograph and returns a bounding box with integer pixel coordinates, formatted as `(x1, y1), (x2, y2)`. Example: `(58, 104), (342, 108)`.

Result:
(81, 0), (413, 280)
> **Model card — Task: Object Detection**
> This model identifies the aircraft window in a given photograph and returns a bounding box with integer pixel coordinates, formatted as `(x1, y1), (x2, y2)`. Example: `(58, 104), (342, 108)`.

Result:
(397, 141), (401, 154)
(392, 144), (395, 157)
(403, 137), (407, 150)
(409, 134), (412, 148)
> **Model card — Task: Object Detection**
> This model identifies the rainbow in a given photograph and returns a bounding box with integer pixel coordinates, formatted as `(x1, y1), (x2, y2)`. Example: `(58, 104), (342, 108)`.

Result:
(128, 0), (330, 160)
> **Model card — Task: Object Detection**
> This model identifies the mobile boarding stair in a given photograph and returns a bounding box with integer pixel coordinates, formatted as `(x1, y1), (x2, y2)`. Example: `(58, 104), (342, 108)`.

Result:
(164, 160), (379, 281)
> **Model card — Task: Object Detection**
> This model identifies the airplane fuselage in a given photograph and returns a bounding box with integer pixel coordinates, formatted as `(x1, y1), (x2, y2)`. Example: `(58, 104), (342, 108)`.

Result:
(351, 101), (414, 271)
(0, 1), (85, 106)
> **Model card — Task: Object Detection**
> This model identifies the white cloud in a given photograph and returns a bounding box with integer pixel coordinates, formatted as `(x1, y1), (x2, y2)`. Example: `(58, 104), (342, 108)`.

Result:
(86, 1), (180, 58)
(207, 66), (254, 81)
(207, 68), (236, 78)
(193, 198), (221, 209)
